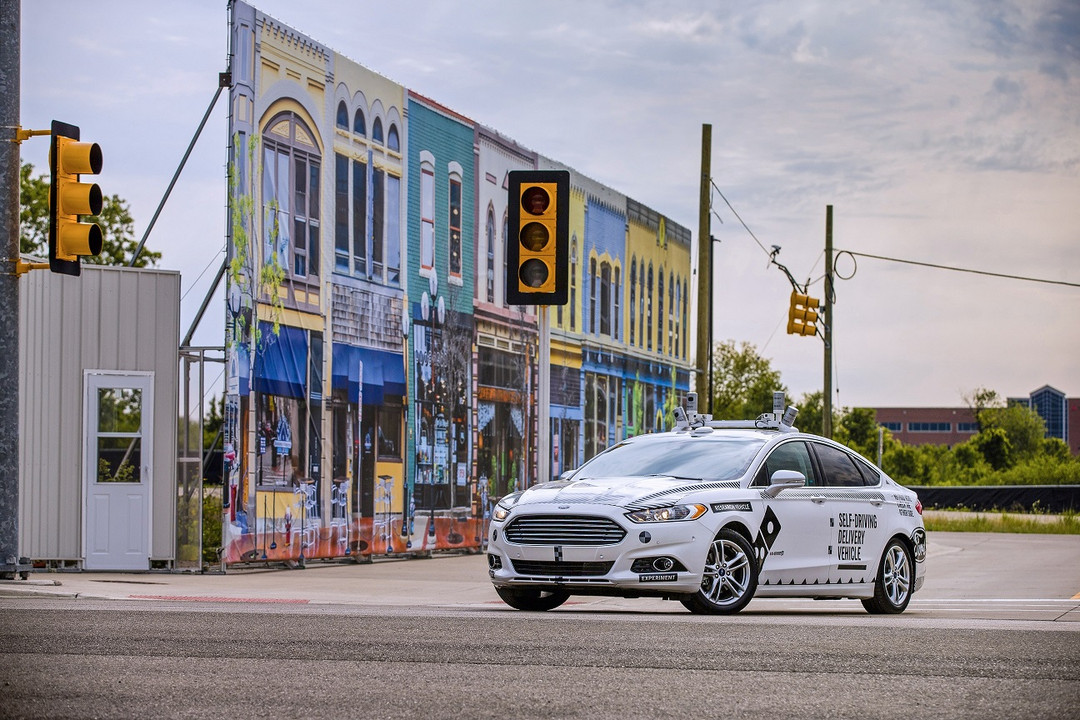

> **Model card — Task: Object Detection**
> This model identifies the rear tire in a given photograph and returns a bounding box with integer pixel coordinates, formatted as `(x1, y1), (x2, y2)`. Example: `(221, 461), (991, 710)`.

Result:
(681, 528), (758, 615)
(862, 538), (914, 614)
(495, 586), (570, 611)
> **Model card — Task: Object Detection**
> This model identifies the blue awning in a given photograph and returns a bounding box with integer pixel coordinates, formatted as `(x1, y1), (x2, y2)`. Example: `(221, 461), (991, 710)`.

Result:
(332, 343), (405, 405)
(253, 322), (308, 399)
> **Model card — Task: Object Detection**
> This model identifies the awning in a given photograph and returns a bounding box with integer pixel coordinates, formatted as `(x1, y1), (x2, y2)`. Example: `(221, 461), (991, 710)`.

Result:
(253, 322), (308, 399)
(332, 343), (406, 405)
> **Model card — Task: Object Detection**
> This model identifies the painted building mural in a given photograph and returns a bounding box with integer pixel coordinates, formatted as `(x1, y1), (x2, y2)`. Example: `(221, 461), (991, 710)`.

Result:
(221, 2), (696, 565)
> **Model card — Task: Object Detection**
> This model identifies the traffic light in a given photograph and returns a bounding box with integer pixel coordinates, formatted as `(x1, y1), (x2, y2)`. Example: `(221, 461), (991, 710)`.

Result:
(49, 120), (103, 276)
(787, 290), (820, 336)
(506, 169), (569, 305)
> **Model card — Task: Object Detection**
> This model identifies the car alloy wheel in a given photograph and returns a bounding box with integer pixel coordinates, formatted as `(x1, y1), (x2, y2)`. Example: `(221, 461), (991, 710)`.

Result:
(681, 528), (758, 615)
(862, 538), (914, 614)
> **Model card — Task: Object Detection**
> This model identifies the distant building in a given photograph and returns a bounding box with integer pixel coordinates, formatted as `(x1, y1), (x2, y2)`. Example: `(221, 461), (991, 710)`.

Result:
(873, 407), (978, 448)
(1008, 385), (1070, 448)
(874, 385), (1079, 455)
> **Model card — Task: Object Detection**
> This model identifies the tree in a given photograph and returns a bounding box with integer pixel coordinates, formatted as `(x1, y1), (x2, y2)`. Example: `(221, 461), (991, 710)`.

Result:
(18, 161), (160, 267)
(971, 426), (1013, 470)
(709, 339), (787, 420)
(978, 404), (1046, 461)
(795, 391), (826, 435)
(835, 407), (882, 459)
(962, 387), (1002, 432)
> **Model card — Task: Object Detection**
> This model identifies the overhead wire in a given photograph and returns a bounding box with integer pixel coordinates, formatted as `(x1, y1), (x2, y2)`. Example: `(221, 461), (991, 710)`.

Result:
(837, 250), (1080, 288)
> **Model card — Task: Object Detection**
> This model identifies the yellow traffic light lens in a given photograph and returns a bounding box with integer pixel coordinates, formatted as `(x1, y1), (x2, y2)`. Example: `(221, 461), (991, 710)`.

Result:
(520, 222), (550, 251)
(520, 259), (549, 288)
(521, 186), (550, 215)
(60, 181), (103, 216)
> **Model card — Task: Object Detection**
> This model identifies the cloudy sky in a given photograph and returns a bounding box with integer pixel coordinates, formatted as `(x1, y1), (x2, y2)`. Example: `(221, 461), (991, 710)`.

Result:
(18, 0), (1079, 408)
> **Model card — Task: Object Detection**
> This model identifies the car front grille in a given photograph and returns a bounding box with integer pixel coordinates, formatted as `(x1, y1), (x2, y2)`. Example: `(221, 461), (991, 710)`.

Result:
(503, 515), (627, 546)
(510, 560), (615, 577)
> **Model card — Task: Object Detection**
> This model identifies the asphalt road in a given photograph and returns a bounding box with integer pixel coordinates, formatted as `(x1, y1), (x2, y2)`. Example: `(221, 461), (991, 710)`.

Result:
(0, 532), (1077, 719)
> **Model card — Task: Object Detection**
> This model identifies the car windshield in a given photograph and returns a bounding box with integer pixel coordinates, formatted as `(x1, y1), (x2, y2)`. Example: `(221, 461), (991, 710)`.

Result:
(569, 434), (765, 483)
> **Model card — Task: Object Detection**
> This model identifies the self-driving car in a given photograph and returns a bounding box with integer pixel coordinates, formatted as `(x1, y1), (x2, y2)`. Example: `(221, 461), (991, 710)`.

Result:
(488, 393), (926, 614)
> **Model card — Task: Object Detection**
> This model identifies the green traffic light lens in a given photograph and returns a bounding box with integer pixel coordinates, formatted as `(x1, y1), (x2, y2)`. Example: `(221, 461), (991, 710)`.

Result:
(520, 222), (549, 251)
(521, 186), (550, 215)
(520, 259), (549, 288)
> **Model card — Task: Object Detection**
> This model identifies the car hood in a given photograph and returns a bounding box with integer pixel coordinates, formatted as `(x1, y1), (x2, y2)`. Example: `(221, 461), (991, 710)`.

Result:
(511, 475), (732, 509)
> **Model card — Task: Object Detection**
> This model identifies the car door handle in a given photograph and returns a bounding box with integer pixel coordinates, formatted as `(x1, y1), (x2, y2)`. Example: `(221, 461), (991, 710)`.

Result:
(870, 500), (883, 507)
(810, 496), (826, 504)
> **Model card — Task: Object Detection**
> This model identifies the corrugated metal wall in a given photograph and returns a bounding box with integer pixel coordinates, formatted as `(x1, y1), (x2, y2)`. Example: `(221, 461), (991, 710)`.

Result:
(18, 265), (180, 564)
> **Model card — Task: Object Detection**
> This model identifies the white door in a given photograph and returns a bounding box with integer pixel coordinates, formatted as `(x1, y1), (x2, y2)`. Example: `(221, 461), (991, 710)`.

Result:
(84, 373), (154, 571)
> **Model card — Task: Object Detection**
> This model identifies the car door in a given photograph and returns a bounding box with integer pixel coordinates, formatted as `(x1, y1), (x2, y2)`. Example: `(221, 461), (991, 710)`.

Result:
(809, 442), (889, 584)
(752, 441), (832, 586)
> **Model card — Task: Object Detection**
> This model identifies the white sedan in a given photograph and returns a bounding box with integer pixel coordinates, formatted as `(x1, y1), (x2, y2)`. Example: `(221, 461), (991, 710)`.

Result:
(488, 396), (926, 614)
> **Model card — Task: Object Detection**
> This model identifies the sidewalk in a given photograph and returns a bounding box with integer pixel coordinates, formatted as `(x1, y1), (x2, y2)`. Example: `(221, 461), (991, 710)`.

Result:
(0, 552), (502, 607)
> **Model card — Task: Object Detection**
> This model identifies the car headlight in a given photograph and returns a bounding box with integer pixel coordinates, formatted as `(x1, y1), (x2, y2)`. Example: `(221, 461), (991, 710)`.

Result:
(492, 492), (523, 522)
(625, 504), (707, 523)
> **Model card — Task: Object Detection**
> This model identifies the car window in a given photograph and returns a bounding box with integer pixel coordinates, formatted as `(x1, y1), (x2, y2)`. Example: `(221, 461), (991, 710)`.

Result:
(571, 435), (765, 483)
(753, 441), (817, 487)
(812, 443), (868, 487)
(853, 456), (881, 485)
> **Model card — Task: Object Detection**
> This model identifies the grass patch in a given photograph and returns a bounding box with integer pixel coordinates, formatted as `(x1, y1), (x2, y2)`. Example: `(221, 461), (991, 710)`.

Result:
(924, 510), (1080, 534)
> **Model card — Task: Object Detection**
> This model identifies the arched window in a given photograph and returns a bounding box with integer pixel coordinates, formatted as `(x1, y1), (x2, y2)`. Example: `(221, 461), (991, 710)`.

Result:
(629, 258), (637, 346)
(372, 117), (384, 144)
(646, 264), (653, 351)
(590, 257), (598, 334)
(599, 261), (611, 336)
(639, 262), (646, 349)
(657, 270), (665, 355)
(448, 164), (462, 279)
(613, 266), (621, 341)
(419, 155), (434, 271)
(486, 205), (495, 303)
(668, 271), (675, 356)
(353, 109), (366, 136)
(681, 279), (688, 359)
(262, 112), (320, 285)
(570, 236), (577, 330)
(674, 279), (681, 359)
(336, 101), (348, 130)
(387, 124), (400, 152)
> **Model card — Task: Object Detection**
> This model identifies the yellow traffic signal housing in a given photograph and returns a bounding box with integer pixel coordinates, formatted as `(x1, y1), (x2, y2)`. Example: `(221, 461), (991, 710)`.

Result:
(787, 291), (820, 336)
(49, 120), (104, 276)
(506, 169), (569, 305)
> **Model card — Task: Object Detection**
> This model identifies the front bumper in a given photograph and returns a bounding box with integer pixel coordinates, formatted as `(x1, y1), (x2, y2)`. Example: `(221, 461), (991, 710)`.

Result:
(487, 508), (707, 595)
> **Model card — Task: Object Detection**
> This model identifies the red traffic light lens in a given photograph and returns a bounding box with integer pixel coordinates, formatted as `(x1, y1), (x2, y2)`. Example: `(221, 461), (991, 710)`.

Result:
(520, 222), (549, 251)
(521, 186), (550, 215)
(519, 259), (549, 288)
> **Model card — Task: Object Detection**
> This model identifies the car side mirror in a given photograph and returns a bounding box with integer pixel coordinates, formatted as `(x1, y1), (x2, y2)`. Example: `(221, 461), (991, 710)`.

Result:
(559, 470), (576, 481)
(763, 469), (806, 497)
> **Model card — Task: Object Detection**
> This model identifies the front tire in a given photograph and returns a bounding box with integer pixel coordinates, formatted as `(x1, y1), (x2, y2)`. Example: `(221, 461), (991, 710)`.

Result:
(862, 538), (914, 614)
(681, 528), (758, 615)
(495, 586), (570, 611)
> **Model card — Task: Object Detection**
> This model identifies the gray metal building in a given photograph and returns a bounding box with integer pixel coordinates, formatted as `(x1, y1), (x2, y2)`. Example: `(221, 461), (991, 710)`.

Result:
(18, 265), (180, 570)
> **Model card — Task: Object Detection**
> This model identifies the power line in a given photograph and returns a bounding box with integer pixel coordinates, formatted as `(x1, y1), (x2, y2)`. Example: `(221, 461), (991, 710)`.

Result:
(710, 180), (771, 256)
(838, 250), (1080, 288)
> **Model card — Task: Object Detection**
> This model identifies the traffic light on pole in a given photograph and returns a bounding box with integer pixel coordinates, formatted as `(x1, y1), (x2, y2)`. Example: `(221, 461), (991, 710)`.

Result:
(49, 120), (104, 276)
(787, 290), (820, 336)
(506, 169), (569, 306)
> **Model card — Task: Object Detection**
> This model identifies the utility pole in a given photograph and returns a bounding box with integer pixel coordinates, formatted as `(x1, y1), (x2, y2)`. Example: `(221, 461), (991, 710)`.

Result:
(823, 205), (834, 439)
(0, 0), (29, 579)
(696, 124), (712, 412)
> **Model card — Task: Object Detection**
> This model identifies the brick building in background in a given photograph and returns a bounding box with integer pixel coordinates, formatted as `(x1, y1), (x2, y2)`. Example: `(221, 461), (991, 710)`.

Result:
(874, 385), (1078, 455)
